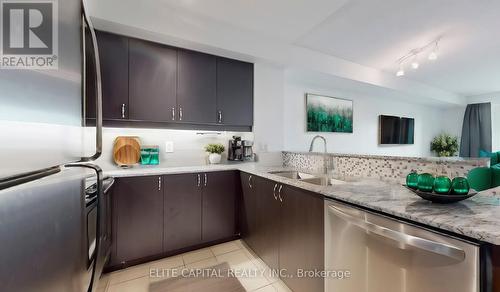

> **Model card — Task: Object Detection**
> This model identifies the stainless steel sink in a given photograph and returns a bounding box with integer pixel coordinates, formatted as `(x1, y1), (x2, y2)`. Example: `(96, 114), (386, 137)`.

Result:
(268, 170), (353, 186)
(300, 177), (349, 186)
(268, 170), (317, 180)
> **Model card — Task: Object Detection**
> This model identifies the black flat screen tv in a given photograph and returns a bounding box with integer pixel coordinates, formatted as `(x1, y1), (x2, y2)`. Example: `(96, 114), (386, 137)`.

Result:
(379, 115), (414, 145)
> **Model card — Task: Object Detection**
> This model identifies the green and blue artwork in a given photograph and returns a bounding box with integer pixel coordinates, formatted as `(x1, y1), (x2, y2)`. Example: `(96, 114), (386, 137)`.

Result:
(306, 93), (353, 133)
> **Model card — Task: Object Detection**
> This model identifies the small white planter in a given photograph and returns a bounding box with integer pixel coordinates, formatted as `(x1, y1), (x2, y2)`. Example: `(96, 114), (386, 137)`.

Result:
(208, 153), (222, 164)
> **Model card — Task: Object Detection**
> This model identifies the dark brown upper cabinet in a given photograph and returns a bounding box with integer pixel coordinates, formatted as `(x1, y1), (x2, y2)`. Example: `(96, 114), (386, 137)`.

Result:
(177, 50), (217, 124)
(163, 173), (202, 253)
(202, 171), (239, 243)
(87, 31), (254, 131)
(216, 57), (254, 127)
(129, 39), (177, 122)
(86, 31), (129, 120)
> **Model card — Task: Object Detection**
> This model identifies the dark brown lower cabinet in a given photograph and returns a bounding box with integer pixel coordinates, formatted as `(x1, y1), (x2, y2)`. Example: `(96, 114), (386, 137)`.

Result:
(163, 173), (202, 252)
(240, 173), (258, 250)
(109, 171), (239, 269)
(240, 172), (325, 292)
(255, 178), (280, 271)
(202, 171), (239, 242)
(279, 185), (324, 292)
(113, 176), (164, 264)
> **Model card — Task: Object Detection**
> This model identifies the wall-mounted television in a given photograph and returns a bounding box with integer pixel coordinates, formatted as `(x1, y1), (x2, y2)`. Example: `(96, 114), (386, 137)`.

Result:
(379, 115), (415, 145)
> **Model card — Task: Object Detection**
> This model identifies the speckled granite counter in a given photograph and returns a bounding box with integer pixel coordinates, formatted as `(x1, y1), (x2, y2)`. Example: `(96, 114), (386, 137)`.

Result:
(103, 163), (500, 245)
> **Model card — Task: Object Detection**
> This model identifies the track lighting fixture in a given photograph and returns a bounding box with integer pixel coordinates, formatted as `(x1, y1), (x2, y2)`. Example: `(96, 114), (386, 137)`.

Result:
(395, 37), (441, 77)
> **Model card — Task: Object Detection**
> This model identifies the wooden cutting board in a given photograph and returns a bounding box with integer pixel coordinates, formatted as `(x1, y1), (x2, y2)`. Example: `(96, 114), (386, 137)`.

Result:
(113, 136), (141, 166)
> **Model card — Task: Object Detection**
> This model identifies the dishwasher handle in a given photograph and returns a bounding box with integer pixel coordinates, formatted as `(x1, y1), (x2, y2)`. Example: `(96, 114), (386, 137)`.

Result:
(328, 205), (466, 261)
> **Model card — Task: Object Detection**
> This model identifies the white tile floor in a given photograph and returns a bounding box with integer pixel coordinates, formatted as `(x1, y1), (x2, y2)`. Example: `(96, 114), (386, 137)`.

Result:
(97, 240), (292, 292)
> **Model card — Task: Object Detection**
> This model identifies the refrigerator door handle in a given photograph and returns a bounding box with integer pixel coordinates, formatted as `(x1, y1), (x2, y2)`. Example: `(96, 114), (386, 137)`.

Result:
(81, 0), (102, 162)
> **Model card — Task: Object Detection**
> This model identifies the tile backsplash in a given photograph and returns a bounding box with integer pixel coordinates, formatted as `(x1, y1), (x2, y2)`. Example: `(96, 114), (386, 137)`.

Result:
(282, 151), (489, 183)
(86, 127), (254, 169)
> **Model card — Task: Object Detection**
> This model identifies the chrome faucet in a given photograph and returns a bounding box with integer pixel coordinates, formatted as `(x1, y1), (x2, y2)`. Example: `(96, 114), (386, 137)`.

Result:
(309, 135), (327, 153)
(309, 135), (331, 175)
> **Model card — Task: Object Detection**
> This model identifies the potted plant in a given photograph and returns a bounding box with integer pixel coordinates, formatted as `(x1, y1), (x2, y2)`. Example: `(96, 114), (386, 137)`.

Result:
(205, 143), (225, 164)
(431, 134), (459, 157)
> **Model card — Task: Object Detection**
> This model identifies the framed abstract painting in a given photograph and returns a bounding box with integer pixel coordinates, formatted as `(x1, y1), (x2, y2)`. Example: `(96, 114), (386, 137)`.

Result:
(306, 93), (353, 133)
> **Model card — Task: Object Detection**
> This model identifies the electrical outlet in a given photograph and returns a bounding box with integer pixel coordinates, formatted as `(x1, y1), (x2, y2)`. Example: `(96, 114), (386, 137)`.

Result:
(165, 141), (174, 153)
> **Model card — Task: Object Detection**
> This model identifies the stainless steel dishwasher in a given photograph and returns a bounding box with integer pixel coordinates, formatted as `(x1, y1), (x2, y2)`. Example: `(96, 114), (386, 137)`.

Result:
(325, 200), (480, 292)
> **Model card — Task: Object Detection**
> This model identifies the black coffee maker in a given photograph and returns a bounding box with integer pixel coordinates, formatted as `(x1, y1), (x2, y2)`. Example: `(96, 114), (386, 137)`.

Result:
(228, 136), (244, 161)
(228, 136), (254, 161)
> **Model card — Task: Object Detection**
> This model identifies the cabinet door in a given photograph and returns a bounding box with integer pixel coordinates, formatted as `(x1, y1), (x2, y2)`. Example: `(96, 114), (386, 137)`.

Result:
(86, 31), (129, 120)
(114, 176), (164, 263)
(129, 39), (177, 122)
(202, 171), (239, 242)
(240, 172), (257, 250)
(164, 173), (202, 252)
(255, 178), (280, 271)
(177, 50), (217, 124)
(216, 57), (253, 126)
(279, 186), (324, 292)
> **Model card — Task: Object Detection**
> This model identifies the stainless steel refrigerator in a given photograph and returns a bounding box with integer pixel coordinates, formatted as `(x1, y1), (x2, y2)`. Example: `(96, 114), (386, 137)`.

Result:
(0, 0), (105, 291)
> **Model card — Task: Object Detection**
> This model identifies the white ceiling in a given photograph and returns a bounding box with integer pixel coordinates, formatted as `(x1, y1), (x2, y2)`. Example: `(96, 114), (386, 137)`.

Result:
(160, 0), (351, 42)
(162, 0), (500, 97)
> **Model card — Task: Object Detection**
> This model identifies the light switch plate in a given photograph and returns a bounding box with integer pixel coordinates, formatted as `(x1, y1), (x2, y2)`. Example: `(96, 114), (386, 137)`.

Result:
(165, 141), (174, 153)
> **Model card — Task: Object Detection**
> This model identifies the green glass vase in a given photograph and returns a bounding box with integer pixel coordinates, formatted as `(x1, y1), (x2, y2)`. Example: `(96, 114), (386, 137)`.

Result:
(406, 172), (419, 189)
(417, 173), (435, 192)
(451, 177), (470, 195)
(140, 148), (151, 165)
(433, 176), (452, 194)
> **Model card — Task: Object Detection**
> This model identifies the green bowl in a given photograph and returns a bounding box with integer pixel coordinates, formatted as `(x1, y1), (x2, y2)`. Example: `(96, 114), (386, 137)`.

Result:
(433, 176), (452, 194)
(417, 173), (435, 193)
(451, 177), (470, 195)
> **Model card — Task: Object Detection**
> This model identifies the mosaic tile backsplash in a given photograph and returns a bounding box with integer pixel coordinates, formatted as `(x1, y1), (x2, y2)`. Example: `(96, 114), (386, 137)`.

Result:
(282, 151), (489, 183)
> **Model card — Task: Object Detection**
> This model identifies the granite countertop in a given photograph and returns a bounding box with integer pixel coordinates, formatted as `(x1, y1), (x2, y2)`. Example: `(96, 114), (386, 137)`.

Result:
(102, 163), (500, 245)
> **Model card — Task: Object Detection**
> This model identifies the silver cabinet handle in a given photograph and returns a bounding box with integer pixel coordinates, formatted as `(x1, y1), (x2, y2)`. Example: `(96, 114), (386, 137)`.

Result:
(248, 175), (252, 189)
(204, 173), (208, 187)
(278, 185), (283, 202)
(327, 205), (466, 261)
(218, 111), (222, 123)
(179, 106), (183, 121)
(121, 104), (126, 119)
(273, 184), (278, 200)
(197, 174), (201, 187)
(171, 107), (175, 121)
(158, 177), (161, 191)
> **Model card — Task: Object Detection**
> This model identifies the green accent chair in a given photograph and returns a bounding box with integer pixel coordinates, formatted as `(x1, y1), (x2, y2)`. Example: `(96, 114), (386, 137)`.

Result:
(479, 150), (500, 166)
(467, 166), (500, 191)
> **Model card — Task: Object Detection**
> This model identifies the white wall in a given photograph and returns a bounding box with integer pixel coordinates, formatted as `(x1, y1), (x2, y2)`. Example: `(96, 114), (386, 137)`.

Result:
(253, 63), (285, 152)
(283, 79), (460, 157)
